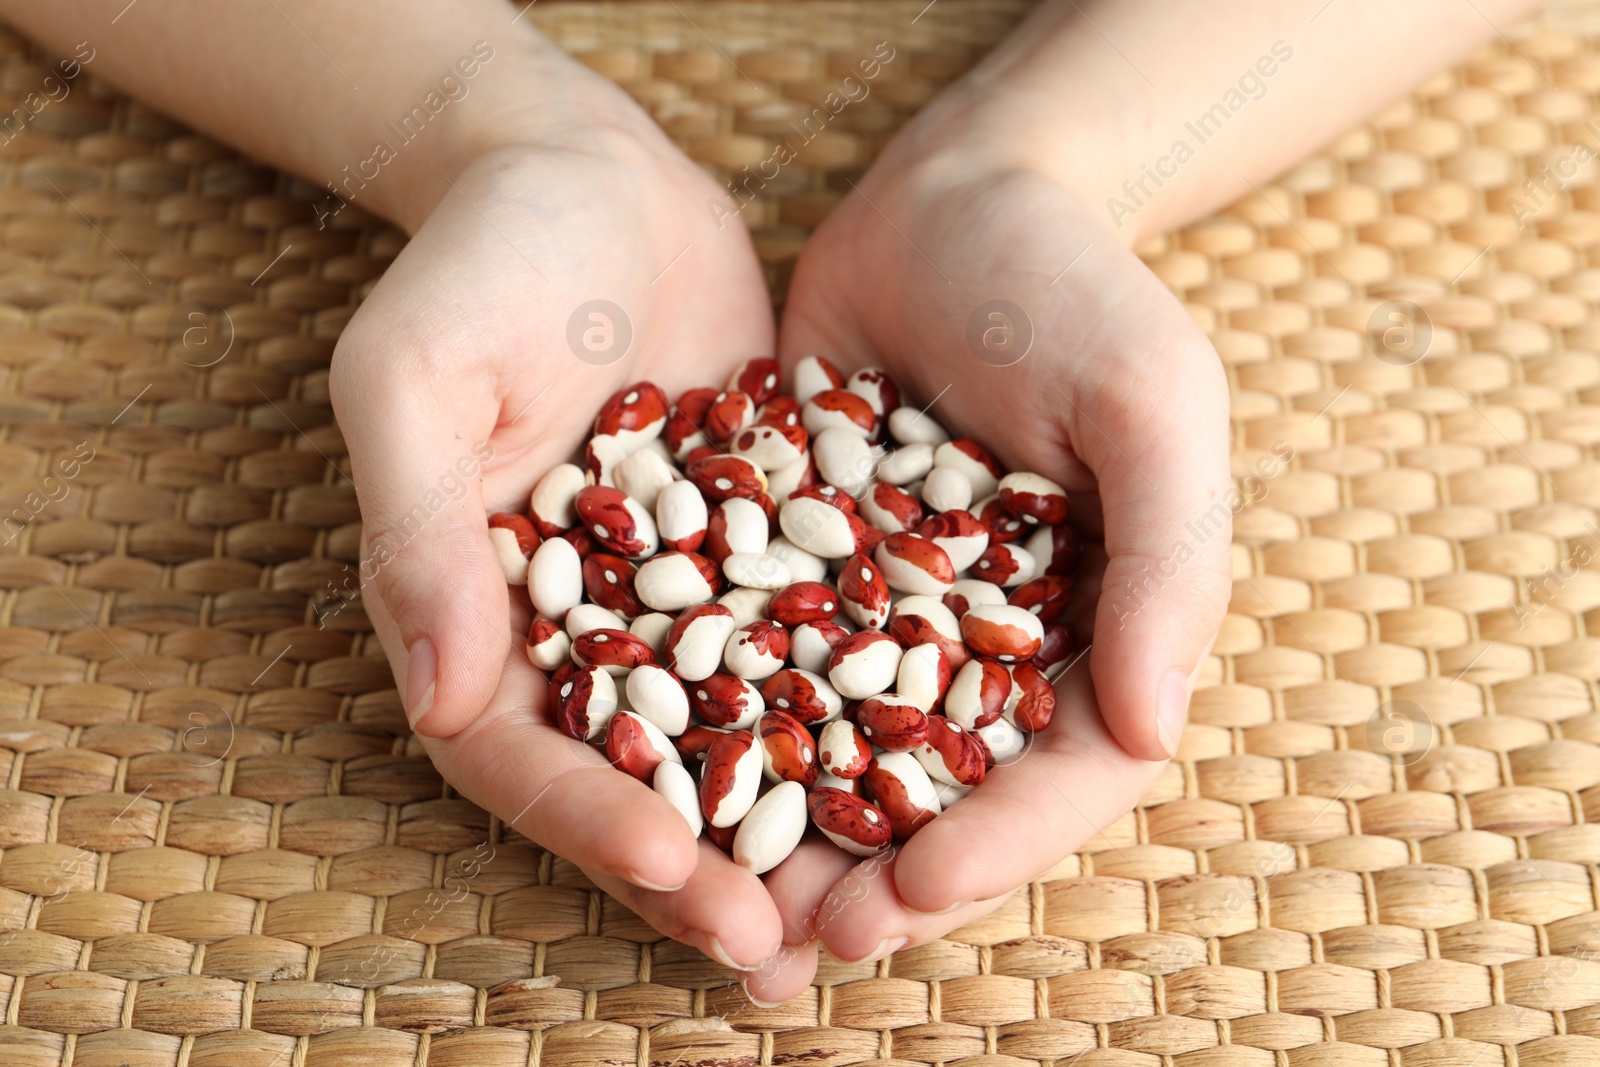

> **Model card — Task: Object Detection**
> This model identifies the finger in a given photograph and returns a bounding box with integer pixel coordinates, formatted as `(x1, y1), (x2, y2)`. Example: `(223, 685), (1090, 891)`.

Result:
(740, 940), (818, 1007)
(401, 633), (701, 893)
(588, 839), (784, 972)
(762, 836), (863, 947)
(813, 852), (1014, 965)
(1075, 320), (1232, 760)
(331, 332), (505, 739)
(891, 657), (1163, 914)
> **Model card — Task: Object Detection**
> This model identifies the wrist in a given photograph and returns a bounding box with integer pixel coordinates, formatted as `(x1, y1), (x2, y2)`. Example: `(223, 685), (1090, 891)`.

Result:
(873, 76), (1149, 245)
(377, 34), (672, 232)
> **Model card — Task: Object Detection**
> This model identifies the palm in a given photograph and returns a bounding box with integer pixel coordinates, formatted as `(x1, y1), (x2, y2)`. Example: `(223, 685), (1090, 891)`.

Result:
(333, 136), (786, 971)
(764, 164), (1229, 972)
(347, 140), (773, 500)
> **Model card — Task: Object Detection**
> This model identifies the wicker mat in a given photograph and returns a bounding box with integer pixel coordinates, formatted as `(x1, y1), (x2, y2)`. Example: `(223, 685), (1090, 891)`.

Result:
(2, 1), (1600, 1063)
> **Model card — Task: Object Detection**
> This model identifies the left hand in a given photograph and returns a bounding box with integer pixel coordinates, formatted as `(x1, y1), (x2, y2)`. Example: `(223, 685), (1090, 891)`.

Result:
(744, 97), (1232, 1002)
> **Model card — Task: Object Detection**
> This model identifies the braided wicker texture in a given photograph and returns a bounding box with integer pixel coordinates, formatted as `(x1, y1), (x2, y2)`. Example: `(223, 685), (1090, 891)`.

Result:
(2, 1), (1600, 1063)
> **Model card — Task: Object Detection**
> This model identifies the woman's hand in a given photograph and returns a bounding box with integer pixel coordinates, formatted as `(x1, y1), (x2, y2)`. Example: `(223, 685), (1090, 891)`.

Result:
(0, 0), (1538, 1011)
(753, 92), (1232, 987)
(329, 58), (787, 972)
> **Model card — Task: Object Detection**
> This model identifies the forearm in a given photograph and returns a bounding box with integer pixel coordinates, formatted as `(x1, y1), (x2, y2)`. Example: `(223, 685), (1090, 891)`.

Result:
(2, 0), (639, 230)
(912, 0), (1542, 244)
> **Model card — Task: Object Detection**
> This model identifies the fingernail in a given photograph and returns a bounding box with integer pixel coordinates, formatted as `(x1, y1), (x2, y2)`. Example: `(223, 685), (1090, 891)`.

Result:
(706, 935), (774, 971)
(1156, 667), (1188, 758)
(906, 900), (968, 917)
(741, 976), (783, 1009)
(852, 935), (908, 964)
(625, 870), (687, 893)
(405, 637), (438, 727)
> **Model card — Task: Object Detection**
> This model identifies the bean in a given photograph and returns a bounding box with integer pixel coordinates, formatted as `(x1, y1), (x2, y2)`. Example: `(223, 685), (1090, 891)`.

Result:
(635, 551), (721, 612)
(528, 462), (586, 537)
(895, 642), (953, 714)
(788, 620), (851, 676)
(717, 586), (773, 628)
(689, 673), (765, 730)
(733, 780), (808, 874)
(723, 552), (791, 591)
(827, 630), (903, 701)
(973, 715), (1026, 765)
(808, 786), (891, 856)
(914, 715), (987, 787)
(917, 509), (990, 572)
(887, 406), (950, 446)
(960, 604), (1046, 661)
(860, 481), (924, 534)
(488, 512), (541, 584)
(593, 382), (671, 451)
(837, 552), (891, 631)
(627, 663), (691, 736)
(575, 485), (659, 559)
(554, 665), (617, 742)
(778, 496), (866, 559)
(527, 536), (583, 619)
(572, 629), (655, 674)
(998, 471), (1069, 526)
(862, 751), (942, 840)
(729, 422), (808, 471)
(759, 668), (842, 724)
(887, 595), (967, 669)
(920, 465), (972, 513)
(803, 390), (877, 440)
(613, 447), (676, 511)
(655, 479), (709, 553)
(662, 604), (738, 682)
(875, 532), (956, 596)
(653, 760), (703, 836)
(944, 657), (1011, 730)
(605, 710), (682, 782)
(565, 603), (628, 641)
(766, 535), (828, 583)
(856, 693), (929, 753)
(525, 618), (570, 672)
(704, 497), (768, 562)
(505, 369), (1091, 867)
(723, 620), (790, 681)
(728, 357), (782, 405)
(758, 709), (819, 786)
(628, 611), (676, 654)
(971, 543), (1036, 588)
(933, 438), (1002, 500)
(700, 729), (764, 828)
(792, 354), (845, 403)
(817, 720), (872, 779)
(811, 426), (879, 495)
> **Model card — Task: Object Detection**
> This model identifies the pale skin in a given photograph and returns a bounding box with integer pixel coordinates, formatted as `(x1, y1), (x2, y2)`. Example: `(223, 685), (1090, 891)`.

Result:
(9, 0), (1537, 1003)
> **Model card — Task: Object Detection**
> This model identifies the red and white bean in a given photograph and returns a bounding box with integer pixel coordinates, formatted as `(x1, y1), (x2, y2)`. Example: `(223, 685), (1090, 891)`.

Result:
(492, 368), (1084, 872)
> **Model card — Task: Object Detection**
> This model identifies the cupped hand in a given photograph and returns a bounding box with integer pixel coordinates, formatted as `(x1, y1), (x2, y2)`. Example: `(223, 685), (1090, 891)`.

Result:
(328, 66), (786, 972)
(751, 112), (1232, 992)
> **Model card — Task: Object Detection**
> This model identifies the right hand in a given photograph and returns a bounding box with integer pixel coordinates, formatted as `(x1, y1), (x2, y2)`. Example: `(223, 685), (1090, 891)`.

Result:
(328, 53), (790, 976)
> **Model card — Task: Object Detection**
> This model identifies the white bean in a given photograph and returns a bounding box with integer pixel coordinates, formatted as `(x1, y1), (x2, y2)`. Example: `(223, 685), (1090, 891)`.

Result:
(527, 536), (582, 619)
(653, 761), (703, 836)
(732, 780), (807, 874)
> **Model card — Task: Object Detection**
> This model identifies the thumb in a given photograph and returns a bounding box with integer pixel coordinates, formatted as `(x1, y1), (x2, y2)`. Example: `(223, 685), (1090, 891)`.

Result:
(333, 348), (508, 739)
(1079, 347), (1233, 762)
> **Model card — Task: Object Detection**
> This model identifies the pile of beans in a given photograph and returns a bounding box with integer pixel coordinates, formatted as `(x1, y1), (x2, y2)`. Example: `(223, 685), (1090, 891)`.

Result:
(487, 357), (1081, 874)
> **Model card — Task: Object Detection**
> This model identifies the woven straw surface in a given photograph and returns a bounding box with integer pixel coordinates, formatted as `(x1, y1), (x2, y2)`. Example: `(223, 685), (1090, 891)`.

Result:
(2, 1), (1600, 1063)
